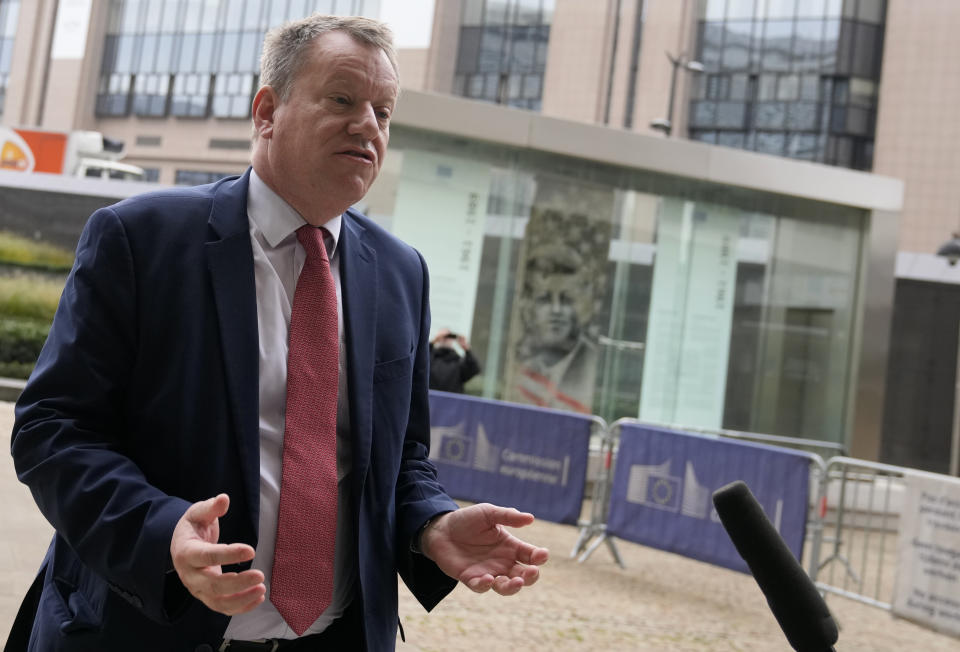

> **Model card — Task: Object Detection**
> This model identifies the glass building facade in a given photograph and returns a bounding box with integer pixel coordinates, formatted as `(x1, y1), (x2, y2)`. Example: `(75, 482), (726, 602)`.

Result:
(96, 0), (382, 120)
(689, 0), (886, 170)
(452, 0), (553, 110)
(0, 0), (19, 117)
(361, 114), (874, 446)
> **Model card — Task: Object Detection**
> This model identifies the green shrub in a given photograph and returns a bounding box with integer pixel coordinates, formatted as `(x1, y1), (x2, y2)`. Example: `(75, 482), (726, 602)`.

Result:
(0, 274), (64, 321)
(0, 317), (49, 369)
(0, 231), (74, 271)
(0, 360), (36, 380)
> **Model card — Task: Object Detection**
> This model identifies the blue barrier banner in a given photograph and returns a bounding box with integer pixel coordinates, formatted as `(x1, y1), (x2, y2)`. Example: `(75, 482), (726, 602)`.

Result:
(428, 391), (593, 525)
(606, 423), (811, 573)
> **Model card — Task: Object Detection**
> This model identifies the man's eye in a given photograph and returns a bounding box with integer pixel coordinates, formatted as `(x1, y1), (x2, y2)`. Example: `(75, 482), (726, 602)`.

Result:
(333, 96), (349, 105)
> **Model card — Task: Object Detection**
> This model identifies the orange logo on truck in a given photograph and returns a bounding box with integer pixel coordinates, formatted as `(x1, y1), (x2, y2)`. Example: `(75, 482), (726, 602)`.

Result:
(1, 140), (30, 171)
(0, 127), (36, 173)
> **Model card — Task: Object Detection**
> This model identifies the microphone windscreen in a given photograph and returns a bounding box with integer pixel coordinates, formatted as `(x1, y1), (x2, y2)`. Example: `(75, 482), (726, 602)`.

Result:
(712, 480), (838, 652)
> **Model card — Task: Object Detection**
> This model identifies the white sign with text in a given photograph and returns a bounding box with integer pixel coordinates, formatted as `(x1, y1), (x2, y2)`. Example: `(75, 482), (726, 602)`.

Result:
(892, 471), (960, 637)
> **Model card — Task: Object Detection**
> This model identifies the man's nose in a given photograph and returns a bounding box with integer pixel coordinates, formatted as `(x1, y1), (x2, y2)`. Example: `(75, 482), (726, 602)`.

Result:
(348, 103), (380, 140)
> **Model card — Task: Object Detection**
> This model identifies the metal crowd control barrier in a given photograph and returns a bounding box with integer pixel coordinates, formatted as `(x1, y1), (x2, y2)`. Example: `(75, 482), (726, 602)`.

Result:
(574, 418), (824, 575)
(427, 390), (604, 527)
(807, 456), (911, 610)
(570, 423), (624, 567)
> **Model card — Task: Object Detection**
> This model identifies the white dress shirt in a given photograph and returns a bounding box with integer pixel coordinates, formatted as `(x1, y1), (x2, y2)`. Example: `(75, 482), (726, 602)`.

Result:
(223, 170), (357, 640)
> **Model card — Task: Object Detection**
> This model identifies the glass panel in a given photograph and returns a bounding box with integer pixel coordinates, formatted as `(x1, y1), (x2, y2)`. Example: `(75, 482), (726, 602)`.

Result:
(155, 34), (175, 73)
(690, 101), (717, 127)
(239, 31), (261, 73)
(705, 0), (727, 20)
(144, 0), (163, 31)
(755, 131), (785, 154)
(161, 0), (181, 32)
(765, 0), (795, 18)
(727, 0), (757, 19)
(183, 0), (203, 32)
(777, 73), (798, 100)
(793, 19), (824, 71)
(716, 101), (747, 128)
(730, 73), (749, 99)
(857, 0), (885, 24)
(721, 20), (753, 69)
(700, 23), (723, 68)
(462, 0), (484, 25)
(478, 28), (504, 73)
(456, 26), (482, 74)
(821, 18), (840, 70)
(485, 0), (509, 24)
(761, 20), (793, 70)
(522, 74), (541, 99)
(122, 0), (143, 32)
(786, 132), (818, 158)
(717, 131), (746, 147)
(795, 0), (825, 17)
(243, 0), (264, 29)
(823, 0), (842, 16)
(220, 32), (239, 72)
(799, 73), (819, 100)
(515, 0), (541, 25)
(115, 35), (139, 73)
(786, 102), (818, 129)
(757, 73), (777, 100)
(196, 33), (216, 72)
(754, 101), (786, 128)
(849, 77), (876, 106)
(851, 22), (879, 78)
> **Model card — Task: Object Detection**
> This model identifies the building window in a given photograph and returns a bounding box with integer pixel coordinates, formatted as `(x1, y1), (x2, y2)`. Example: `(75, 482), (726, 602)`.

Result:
(97, 0), (382, 119)
(174, 169), (235, 186)
(211, 73), (254, 119)
(453, 0), (551, 111)
(692, 0), (886, 170)
(0, 0), (19, 117)
(132, 73), (170, 117)
(170, 73), (210, 117)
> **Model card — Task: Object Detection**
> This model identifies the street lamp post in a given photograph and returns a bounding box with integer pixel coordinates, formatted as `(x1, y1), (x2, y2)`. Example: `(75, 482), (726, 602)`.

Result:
(650, 52), (705, 137)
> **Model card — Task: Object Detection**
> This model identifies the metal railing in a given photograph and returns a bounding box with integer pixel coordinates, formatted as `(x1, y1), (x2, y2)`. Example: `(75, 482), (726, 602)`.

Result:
(808, 457), (909, 610)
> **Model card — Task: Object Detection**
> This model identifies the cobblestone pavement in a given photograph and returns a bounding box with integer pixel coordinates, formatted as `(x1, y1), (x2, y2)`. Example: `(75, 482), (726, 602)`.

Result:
(1, 401), (957, 650)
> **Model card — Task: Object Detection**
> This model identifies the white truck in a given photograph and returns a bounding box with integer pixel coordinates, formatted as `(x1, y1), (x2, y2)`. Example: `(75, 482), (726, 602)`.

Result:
(0, 126), (145, 181)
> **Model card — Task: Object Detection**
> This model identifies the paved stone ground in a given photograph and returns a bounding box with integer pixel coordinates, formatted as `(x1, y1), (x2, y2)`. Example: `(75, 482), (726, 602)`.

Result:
(1, 401), (957, 650)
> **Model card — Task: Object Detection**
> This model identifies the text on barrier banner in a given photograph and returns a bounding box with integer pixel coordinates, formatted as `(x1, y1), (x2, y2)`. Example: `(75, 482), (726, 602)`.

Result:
(428, 391), (593, 525)
(606, 423), (811, 573)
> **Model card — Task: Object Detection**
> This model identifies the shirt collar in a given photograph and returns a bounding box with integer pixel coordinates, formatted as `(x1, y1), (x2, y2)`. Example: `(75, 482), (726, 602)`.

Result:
(247, 168), (341, 254)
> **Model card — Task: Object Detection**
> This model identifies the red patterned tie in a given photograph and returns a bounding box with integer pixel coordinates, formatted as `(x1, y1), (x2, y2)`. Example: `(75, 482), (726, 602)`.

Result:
(271, 225), (339, 635)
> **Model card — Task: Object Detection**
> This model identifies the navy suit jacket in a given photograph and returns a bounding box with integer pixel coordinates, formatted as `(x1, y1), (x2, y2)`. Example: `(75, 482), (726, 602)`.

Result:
(10, 171), (458, 651)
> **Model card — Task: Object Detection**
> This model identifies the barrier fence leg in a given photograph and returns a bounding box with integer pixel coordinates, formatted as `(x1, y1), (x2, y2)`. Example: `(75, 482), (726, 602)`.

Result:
(574, 427), (624, 567)
(817, 463), (860, 585)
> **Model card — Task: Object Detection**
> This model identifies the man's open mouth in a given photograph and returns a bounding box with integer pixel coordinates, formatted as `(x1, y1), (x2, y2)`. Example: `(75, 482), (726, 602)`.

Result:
(341, 149), (374, 162)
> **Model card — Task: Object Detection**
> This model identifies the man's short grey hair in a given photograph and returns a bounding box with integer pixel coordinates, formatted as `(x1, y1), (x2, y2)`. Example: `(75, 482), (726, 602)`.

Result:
(260, 14), (399, 102)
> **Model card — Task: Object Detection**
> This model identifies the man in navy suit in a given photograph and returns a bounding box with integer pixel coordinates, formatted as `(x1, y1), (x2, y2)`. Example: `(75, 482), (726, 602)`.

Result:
(10, 14), (547, 652)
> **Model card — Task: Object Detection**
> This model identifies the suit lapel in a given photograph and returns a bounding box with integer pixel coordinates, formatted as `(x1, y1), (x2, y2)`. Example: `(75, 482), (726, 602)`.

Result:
(340, 211), (377, 499)
(204, 171), (261, 538)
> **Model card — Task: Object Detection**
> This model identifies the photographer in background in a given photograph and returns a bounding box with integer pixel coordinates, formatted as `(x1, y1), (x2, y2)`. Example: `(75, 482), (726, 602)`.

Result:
(429, 328), (481, 394)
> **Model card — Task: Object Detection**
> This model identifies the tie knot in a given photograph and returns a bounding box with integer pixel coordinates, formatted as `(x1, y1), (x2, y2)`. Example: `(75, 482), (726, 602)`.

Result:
(296, 225), (330, 263)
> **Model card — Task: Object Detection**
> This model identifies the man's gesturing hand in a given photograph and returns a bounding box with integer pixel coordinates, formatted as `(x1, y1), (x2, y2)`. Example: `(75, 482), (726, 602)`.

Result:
(170, 494), (266, 615)
(420, 503), (549, 596)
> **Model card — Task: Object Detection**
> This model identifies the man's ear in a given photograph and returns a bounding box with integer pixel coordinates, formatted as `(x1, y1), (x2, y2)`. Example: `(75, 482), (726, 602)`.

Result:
(252, 86), (278, 139)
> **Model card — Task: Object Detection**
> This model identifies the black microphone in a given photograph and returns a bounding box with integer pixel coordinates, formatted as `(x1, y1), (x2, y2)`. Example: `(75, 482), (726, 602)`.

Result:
(712, 480), (838, 652)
